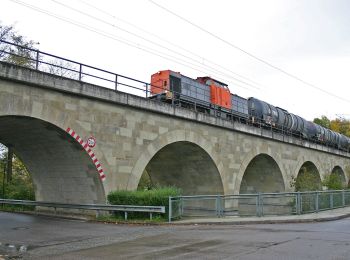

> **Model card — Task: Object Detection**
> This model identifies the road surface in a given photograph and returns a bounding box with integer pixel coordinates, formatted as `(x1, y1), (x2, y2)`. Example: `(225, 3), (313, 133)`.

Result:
(1, 211), (350, 259)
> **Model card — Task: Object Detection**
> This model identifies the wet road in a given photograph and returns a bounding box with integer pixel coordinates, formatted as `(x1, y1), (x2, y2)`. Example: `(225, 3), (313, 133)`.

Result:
(1, 211), (350, 259)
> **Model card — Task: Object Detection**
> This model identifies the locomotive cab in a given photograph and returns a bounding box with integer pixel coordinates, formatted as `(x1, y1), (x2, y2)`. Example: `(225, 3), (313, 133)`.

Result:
(150, 70), (181, 100)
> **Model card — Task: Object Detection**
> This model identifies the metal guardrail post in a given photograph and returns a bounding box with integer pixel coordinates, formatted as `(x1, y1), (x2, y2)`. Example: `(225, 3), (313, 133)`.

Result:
(115, 75), (118, 91)
(256, 193), (262, 217)
(168, 197), (172, 223)
(297, 192), (301, 215)
(260, 193), (263, 217)
(124, 212), (128, 221)
(180, 197), (184, 216)
(220, 196), (224, 217)
(315, 192), (319, 212)
(216, 195), (221, 217)
(342, 190), (345, 207)
(330, 192), (334, 209)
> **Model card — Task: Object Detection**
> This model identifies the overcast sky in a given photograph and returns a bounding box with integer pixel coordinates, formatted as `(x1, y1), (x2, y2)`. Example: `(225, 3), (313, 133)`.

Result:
(1, 0), (350, 120)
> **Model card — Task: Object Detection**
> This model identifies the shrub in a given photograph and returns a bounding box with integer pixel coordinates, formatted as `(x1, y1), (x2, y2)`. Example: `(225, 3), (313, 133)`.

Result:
(107, 187), (181, 219)
(322, 174), (344, 190)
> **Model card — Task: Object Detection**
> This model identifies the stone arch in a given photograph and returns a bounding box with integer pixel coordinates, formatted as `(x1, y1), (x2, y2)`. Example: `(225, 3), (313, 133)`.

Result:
(0, 115), (106, 203)
(127, 130), (225, 194)
(235, 149), (287, 194)
(294, 161), (322, 191)
(238, 154), (285, 194)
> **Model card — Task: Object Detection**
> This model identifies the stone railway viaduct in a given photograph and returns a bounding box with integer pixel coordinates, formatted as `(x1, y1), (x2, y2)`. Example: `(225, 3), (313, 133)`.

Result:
(1, 62), (349, 204)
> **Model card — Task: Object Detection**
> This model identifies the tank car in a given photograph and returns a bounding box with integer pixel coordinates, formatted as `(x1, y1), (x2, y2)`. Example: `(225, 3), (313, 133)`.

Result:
(150, 70), (350, 153)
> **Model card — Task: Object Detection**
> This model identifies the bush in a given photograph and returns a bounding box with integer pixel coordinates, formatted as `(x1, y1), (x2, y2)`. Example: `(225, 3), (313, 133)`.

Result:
(322, 174), (344, 190)
(290, 171), (322, 192)
(107, 187), (181, 219)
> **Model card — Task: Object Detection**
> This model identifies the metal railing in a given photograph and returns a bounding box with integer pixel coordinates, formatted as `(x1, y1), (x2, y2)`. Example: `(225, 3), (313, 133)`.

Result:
(168, 190), (350, 222)
(0, 199), (165, 220)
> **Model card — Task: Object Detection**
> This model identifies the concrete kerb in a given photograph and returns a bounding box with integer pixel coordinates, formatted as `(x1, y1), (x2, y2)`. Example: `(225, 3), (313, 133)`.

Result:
(2, 207), (350, 226)
(171, 207), (350, 225)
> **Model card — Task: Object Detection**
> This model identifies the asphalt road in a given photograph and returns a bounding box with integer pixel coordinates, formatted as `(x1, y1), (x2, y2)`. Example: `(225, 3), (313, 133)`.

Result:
(1, 212), (350, 259)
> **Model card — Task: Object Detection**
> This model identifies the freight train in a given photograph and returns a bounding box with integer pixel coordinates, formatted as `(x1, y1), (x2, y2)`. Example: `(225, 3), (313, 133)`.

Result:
(150, 70), (350, 152)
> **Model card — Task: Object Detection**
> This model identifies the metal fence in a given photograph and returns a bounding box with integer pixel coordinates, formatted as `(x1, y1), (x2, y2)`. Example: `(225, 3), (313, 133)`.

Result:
(168, 190), (350, 222)
(0, 199), (165, 220)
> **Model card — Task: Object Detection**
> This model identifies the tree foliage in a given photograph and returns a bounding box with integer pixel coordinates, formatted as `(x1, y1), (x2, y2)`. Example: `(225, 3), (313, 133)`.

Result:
(313, 115), (331, 129)
(313, 115), (350, 137)
(0, 144), (34, 200)
(0, 21), (39, 68)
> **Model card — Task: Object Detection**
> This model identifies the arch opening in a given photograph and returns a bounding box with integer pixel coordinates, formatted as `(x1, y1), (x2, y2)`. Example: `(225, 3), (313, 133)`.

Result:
(0, 116), (105, 204)
(139, 141), (224, 195)
(0, 143), (34, 200)
(329, 166), (346, 189)
(239, 154), (285, 194)
(295, 161), (321, 191)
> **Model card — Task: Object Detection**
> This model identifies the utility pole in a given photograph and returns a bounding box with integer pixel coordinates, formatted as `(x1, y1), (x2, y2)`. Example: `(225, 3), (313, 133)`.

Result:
(6, 146), (13, 183)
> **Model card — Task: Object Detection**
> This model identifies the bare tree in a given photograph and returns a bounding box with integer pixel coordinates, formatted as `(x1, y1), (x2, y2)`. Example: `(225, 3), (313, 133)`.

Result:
(0, 21), (39, 68)
(46, 59), (80, 80)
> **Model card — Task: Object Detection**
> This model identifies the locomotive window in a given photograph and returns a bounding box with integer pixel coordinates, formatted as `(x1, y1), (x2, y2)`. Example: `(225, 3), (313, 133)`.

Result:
(163, 80), (167, 87)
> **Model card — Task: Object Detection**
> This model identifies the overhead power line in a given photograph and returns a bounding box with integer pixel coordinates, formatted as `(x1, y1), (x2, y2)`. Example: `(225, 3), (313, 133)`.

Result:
(76, 0), (265, 90)
(149, 0), (350, 104)
(8, 0), (252, 91)
(51, 0), (261, 91)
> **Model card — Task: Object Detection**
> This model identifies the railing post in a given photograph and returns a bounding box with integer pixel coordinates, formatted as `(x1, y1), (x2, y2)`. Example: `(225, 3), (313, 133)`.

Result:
(256, 193), (262, 217)
(124, 211), (128, 221)
(149, 212), (153, 220)
(315, 191), (319, 213)
(35, 50), (39, 70)
(260, 193), (264, 216)
(342, 190), (345, 207)
(180, 197), (184, 216)
(168, 196), (172, 223)
(297, 192), (301, 215)
(79, 64), (82, 81)
(115, 75), (118, 91)
(330, 192), (333, 209)
(145, 83), (148, 98)
(215, 195), (221, 217)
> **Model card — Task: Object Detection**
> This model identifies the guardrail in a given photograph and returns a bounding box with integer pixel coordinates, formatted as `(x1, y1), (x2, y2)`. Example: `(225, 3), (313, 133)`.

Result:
(168, 190), (350, 222)
(0, 199), (165, 220)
